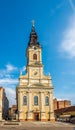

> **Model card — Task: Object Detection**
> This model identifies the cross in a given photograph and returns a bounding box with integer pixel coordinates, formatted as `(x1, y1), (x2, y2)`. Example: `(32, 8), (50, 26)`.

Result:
(49, 72), (50, 76)
(31, 20), (35, 27)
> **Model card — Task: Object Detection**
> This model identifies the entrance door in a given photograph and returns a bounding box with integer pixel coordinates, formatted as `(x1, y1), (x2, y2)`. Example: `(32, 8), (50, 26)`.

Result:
(34, 113), (39, 121)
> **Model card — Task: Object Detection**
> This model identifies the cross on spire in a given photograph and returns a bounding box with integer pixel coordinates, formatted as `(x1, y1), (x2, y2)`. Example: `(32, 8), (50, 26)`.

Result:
(31, 20), (35, 27)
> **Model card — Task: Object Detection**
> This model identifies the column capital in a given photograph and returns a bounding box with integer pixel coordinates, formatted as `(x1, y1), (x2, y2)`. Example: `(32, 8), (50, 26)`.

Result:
(40, 91), (44, 94)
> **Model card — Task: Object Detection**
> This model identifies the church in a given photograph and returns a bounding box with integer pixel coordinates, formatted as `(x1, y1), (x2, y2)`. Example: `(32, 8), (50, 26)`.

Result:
(16, 22), (55, 121)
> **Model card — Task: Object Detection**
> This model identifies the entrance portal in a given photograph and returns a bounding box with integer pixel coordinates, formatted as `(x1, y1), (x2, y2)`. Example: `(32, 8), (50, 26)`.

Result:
(34, 113), (39, 121)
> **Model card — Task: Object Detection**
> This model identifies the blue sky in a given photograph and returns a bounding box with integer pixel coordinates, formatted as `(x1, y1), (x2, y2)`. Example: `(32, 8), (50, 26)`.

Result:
(0, 0), (75, 106)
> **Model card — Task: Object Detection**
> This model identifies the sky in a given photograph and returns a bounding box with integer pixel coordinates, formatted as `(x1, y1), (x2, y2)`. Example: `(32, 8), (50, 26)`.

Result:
(0, 0), (75, 106)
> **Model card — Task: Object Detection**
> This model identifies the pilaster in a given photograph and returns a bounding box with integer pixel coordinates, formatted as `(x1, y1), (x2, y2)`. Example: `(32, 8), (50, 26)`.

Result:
(40, 92), (46, 121)
(19, 91), (23, 121)
(27, 91), (33, 120)
(49, 92), (55, 121)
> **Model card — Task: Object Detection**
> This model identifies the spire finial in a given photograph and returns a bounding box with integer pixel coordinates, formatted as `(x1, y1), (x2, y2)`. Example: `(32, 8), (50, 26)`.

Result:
(20, 71), (22, 75)
(49, 72), (50, 76)
(31, 20), (35, 27)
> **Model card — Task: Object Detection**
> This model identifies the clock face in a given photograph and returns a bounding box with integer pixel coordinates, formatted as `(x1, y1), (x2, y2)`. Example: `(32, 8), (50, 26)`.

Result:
(34, 71), (38, 75)
(32, 69), (39, 77)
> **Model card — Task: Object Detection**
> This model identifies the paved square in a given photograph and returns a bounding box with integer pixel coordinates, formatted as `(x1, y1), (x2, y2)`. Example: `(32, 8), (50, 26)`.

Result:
(0, 121), (75, 130)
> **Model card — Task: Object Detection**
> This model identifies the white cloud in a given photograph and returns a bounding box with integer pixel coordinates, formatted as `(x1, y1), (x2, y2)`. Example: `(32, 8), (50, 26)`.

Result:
(0, 63), (19, 79)
(0, 63), (19, 106)
(0, 63), (26, 106)
(6, 63), (18, 72)
(56, 98), (67, 101)
(59, 15), (75, 58)
(0, 78), (18, 85)
(5, 87), (16, 106)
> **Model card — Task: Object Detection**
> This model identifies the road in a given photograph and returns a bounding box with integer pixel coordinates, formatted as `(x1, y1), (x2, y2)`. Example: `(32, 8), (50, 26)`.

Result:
(0, 121), (75, 130)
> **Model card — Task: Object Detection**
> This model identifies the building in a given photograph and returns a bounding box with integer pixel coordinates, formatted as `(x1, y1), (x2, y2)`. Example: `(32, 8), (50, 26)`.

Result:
(53, 98), (71, 110)
(8, 105), (17, 120)
(16, 23), (55, 121)
(0, 87), (9, 120)
(54, 106), (75, 122)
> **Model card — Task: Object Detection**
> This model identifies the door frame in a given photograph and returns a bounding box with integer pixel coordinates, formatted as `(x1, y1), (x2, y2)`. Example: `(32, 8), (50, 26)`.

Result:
(34, 112), (39, 121)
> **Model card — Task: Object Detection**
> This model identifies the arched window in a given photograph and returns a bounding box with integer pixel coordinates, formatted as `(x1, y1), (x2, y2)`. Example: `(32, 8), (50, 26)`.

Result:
(23, 96), (27, 105)
(33, 54), (37, 60)
(45, 96), (49, 106)
(34, 96), (38, 105)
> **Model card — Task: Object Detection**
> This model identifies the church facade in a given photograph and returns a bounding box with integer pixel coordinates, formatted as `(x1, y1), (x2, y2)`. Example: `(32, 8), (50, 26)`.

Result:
(16, 23), (55, 121)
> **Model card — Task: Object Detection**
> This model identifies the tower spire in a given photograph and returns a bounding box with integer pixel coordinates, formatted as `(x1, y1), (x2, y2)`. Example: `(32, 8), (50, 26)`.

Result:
(31, 20), (35, 27)
(31, 20), (35, 32)
(28, 21), (40, 47)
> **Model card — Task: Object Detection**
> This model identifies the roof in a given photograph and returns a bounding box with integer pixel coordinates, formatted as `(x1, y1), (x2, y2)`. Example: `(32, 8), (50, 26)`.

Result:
(28, 24), (40, 47)
(54, 106), (75, 115)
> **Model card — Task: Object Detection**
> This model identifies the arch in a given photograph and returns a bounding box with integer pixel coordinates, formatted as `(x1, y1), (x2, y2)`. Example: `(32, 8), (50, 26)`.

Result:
(34, 96), (38, 105)
(45, 96), (49, 106)
(23, 96), (27, 105)
(33, 53), (37, 60)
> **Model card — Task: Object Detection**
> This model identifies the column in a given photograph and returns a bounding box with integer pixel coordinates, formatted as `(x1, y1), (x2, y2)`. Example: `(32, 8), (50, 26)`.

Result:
(19, 91), (23, 120)
(49, 91), (55, 121)
(27, 91), (32, 120)
(40, 92), (46, 121)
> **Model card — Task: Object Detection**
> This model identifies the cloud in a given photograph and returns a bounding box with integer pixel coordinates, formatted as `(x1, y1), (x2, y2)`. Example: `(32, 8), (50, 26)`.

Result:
(56, 98), (67, 101)
(0, 78), (18, 106)
(0, 63), (19, 79)
(6, 63), (18, 72)
(5, 87), (16, 106)
(0, 63), (26, 106)
(59, 15), (75, 58)
(69, 0), (75, 12)
(0, 63), (19, 106)
(0, 78), (18, 85)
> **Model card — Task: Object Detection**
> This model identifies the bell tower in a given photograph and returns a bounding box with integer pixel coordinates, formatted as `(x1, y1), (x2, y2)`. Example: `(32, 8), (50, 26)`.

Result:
(26, 22), (43, 81)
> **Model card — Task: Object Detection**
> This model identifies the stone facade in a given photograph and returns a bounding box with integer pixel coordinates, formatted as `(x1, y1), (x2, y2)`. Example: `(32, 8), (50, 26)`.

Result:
(16, 24), (55, 121)
(0, 87), (9, 120)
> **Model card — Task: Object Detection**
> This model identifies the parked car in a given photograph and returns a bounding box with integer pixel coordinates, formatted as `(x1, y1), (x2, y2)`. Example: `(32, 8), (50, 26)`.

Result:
(70, 117), (75, 124)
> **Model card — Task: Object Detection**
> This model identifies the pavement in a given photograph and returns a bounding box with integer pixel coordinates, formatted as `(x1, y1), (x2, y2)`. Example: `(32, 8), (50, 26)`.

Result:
(0, 121), (75, 130)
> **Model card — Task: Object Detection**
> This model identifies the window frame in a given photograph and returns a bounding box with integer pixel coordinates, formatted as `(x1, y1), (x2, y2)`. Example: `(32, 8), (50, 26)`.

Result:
(33, 53), (37, 60)
(45, 96), (49, 106)
(23, 96), (27, 105)
(34, 96), (38, 106)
